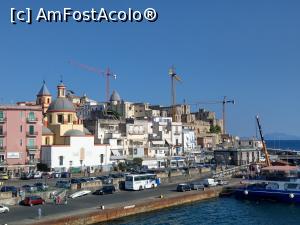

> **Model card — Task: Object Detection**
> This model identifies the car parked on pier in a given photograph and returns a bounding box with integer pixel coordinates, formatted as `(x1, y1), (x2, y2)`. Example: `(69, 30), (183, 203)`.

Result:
(0, 186), (18, 197)
(34, 182), (49, 191)
(176, 183), (192, 192)
(0, 205), (9, 213)
(190, 182), (205, 191)
(23, 196), (45, 206)
(22, 185), (38, 193)
(93, 185), (116, 195)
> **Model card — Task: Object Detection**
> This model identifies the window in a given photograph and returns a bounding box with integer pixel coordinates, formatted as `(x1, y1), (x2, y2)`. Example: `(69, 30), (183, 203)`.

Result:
(59, 156), (64, 166)
(28, 112), (35, 121)
(0, 126), (2, 135)
(45, 137), (50, 145)
(49, 115), (52, 124)
(0, 155), (4, 162)
(47, 98), (50, 104)
(0, 138), (3, 147)
(20, 125), (22, 132)
(29, 154), (34, 160)
(20, 111), (23, 118)
(20, 139), (22, 146)
(28, 138), (35, 147)
(57, 115), (63, 124)
(68, 114), (72, 123)
(0, 111), (3, 120)
(29, 125), (34, 134)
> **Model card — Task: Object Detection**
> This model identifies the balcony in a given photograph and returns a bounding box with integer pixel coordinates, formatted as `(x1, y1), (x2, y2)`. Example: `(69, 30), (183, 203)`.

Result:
(0, 160), (7, 166)
(26, 132), (38, 137)
(27, 117), (38, 123)
(0, 146), (6, 152)
(26, 145), (38, 152)
(28, 159), (40, 165)
(0, 132), (7, 137)
(0, 118), (6, 123)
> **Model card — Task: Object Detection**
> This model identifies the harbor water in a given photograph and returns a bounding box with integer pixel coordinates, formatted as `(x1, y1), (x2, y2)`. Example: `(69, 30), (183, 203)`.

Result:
(103, 198), (300, 225)
(101, 140), (300, 225)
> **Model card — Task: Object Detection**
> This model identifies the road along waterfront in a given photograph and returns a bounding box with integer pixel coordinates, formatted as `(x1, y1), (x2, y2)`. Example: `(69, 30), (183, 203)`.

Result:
(0, 178), (241, 225)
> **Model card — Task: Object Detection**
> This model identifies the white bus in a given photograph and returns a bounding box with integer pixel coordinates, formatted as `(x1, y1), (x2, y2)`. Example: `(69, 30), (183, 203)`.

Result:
(125, 174), (158, 191)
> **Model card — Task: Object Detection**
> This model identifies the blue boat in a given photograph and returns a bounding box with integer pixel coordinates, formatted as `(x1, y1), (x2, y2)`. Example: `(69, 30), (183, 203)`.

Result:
(235, 165), (300, 203)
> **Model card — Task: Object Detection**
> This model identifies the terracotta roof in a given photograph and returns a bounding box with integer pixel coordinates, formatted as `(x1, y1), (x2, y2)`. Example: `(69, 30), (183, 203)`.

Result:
(262, 165), (299, 172)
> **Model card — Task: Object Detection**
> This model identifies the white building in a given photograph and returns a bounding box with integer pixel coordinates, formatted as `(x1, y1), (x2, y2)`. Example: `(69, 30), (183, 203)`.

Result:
(182, 129), (196, 152)
(41, 133), (111, 172)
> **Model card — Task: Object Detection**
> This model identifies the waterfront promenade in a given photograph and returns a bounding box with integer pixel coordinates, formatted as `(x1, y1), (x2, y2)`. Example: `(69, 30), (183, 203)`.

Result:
(0, 178), (241, 225)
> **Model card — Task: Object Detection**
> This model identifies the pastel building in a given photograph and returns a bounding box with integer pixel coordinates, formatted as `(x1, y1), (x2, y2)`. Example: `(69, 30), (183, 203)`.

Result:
(41, 81), (111, 172)
(0, 104), (43, 174)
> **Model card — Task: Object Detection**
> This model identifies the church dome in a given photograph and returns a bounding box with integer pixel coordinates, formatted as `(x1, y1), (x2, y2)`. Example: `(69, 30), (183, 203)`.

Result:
(47, 97), (75, 112)
(64, 129), (85, 136)
(110, 90), (121, 102)
(42, 126), (53, 135)
(83, 127), (91, 135)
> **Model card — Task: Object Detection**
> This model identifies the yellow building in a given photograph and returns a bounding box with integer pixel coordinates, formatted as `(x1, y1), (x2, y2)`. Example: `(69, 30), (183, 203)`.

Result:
(42, 81), (88, 145)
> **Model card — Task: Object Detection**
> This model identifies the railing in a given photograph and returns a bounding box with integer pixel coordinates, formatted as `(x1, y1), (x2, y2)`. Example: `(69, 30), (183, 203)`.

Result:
(27, 117), (38, 123)
(26, 132), (38, 136)
(0, 132), (7, 137)
(0, 160), (7, 165)
(26, 145), (38, 151)
(28, 159), (40, 165)
(0, 118), (6, 123)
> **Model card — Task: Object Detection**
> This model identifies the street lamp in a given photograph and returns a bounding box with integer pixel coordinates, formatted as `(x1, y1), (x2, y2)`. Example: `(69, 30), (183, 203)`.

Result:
(100, 154), (104, 174)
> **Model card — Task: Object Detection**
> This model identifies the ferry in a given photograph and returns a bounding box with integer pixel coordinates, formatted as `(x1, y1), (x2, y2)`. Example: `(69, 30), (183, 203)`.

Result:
(235, 165), (300, 203)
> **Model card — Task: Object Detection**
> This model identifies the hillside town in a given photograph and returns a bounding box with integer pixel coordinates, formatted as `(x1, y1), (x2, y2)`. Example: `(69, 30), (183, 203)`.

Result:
(0, 80), (263, 178)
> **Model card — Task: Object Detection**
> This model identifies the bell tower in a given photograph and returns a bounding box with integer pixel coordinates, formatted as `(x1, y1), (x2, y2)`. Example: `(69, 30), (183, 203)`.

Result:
(36, 80), (52, 115)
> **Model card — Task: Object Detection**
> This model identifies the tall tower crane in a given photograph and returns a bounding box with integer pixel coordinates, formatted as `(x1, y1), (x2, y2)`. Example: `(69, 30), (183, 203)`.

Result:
(69, 60), (117, 102)
(190, 96), (235, 134)
(168, 66), (182, 122)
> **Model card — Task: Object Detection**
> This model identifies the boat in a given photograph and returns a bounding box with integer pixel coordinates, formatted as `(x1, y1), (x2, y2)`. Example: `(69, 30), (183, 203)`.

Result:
(235, 165), (300, 203)
(69, 189), (91, 199)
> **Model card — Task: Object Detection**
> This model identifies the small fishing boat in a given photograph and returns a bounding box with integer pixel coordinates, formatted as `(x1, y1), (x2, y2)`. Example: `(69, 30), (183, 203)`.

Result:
(69, 189), (91, 199)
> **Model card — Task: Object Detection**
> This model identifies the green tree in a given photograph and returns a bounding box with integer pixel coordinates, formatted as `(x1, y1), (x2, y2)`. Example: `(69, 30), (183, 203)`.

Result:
(132, 158), (143, 167)
(210, 125), (222, 134)
(118, 162), (127, 172)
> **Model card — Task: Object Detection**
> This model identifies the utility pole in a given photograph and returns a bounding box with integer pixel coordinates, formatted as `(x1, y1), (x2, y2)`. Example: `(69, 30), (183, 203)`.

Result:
(222, 96), (235, 134)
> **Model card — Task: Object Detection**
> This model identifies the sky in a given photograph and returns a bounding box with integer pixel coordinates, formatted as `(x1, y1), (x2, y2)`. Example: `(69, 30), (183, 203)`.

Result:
(1, 0), (300, 137)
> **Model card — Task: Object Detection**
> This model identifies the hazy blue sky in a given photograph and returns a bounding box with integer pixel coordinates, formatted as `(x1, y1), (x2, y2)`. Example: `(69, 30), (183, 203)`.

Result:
(1, 1), (300, 137)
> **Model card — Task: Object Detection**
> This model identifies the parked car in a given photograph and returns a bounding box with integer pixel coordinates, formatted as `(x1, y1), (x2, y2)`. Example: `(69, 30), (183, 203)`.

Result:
(70, 178), (81, 184)
(23, 196), (45, 206)
(20, 172), (33, 180)
(109, 173), (123, 179)
(34, 183), (49, 191)
(33, 171), (43, 179)
(217, 179), (229, 186)
(51, 172), (61, 178)
(22, 185), (38, 193)
(190, 182), (205, 191)
(0, 173), (9, 180)
(41, 172), (51, 179)
(97, 176), (113, 184)
(56, 180), (71, 189)
(0, 186), (18, 197)
(61, 172), (71, 178)
(93, 185), (116, 195)
(0, 205), (9, 213)
(203, 178), (218, 187)
(176, 183), (192, 192)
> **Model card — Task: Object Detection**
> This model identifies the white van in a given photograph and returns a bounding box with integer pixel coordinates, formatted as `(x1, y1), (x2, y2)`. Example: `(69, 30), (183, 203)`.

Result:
(203, 178), (218, 187)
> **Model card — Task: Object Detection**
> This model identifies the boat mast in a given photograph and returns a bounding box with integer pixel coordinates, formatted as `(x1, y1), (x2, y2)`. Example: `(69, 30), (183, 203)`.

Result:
(256, 115), (271, 166)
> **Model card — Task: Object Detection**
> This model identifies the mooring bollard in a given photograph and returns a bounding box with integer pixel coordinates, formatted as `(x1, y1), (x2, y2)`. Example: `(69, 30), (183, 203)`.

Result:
(38, 208), (42, 220)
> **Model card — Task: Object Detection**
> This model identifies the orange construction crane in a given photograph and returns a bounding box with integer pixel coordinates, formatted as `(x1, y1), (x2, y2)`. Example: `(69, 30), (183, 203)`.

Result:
(256, 115), (271, 166)
(69, 60), (117, 102)
(168, 66), (182, 122)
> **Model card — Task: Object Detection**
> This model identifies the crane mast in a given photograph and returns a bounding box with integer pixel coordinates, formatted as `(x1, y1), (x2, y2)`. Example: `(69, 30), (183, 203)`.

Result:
(256, 115), (271, 167)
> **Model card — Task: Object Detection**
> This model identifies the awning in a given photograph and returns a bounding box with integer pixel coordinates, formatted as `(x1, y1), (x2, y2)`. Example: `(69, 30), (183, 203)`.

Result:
(111, 150), (121, 156)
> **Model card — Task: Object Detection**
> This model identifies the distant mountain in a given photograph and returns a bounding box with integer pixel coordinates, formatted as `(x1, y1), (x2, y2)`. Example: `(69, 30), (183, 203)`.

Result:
(264, 132), (300, 140)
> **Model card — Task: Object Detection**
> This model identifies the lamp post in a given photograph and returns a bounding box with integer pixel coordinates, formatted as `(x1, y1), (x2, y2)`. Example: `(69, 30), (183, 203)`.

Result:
(100, 154), (104, 174)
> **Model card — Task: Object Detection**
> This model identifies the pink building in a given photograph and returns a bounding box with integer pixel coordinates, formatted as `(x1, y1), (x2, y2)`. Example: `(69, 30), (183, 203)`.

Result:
(0, 104), (43, 174)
